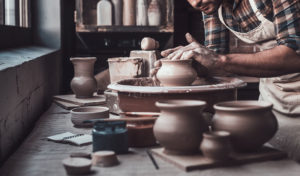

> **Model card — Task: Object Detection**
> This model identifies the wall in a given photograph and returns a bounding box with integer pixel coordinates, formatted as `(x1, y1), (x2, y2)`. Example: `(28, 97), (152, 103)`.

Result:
(0, 0), (63, 164)
(0, 48), (62, 164)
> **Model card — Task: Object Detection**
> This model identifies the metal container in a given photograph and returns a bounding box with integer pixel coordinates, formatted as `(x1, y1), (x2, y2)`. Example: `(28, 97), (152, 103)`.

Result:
(92, 121), (128, 154)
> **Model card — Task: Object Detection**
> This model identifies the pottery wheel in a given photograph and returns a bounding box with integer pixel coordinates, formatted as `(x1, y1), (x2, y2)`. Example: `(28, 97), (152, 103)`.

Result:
(108, 77), (246, 94)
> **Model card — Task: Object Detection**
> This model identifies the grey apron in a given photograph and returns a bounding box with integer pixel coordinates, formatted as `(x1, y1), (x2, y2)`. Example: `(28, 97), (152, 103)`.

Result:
(218, 0), (300, 117)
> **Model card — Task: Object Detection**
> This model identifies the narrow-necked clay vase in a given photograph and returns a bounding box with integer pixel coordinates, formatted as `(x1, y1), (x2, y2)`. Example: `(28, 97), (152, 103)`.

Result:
(154, 100), (208, 155)
(200, 131), (232, 161)
(212, 100), (278, 152)
(156, 59), (197, 86)
(70, 57), (97, 98)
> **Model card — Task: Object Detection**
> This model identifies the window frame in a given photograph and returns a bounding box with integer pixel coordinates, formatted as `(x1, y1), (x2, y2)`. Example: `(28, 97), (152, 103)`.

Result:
(0, 0), (32, 50)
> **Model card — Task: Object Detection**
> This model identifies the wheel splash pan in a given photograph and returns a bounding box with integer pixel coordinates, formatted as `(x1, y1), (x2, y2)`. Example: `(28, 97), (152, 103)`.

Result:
(108, 77), (246, 113)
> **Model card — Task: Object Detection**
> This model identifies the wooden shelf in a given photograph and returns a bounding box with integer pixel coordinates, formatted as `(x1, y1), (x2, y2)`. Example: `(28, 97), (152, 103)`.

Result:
(76, 25), (174, 33)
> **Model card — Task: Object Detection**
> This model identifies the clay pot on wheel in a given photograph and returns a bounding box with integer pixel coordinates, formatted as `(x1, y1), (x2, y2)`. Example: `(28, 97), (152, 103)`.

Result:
(212, 100), (278, 152)
(70, 57), (97, 98)
(154, 100), (208, 155)
(200, 131), (232, 161)
(156, 59), (197, 86)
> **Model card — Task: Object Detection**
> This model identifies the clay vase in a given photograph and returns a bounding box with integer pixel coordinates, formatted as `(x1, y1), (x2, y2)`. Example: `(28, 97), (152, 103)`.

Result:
(97, 0), (113, 26)
(212, 100), (278, 152)
(154, 100), (208, 155)
(156, 59), (197, 86)
(148, 0), (161, 26)
(123, 0), (136, 26)
(200, 131), (232, 161)
(111, 0), (123, 25)
(136, 0), (148, 26)
(70, 57), (97, 98)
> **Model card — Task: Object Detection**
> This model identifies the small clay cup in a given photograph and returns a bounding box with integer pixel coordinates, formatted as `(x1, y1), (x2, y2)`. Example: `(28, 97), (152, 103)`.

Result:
(156, 59), (197, 86)
(200, 131), (232, 161)
(212, 100), (278, 152)
(92, 151), (119, 167)
(71, 106), (109, 127)
(62, 157), (92, 175)
(141, 37), (159, 50)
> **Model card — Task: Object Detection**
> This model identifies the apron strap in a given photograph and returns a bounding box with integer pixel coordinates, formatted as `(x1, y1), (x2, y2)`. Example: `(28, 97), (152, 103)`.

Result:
(248, 0), (269, 22)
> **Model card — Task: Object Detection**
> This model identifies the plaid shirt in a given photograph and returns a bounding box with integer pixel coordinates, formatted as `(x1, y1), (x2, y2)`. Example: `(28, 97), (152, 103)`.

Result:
(203, 0), (300, 54)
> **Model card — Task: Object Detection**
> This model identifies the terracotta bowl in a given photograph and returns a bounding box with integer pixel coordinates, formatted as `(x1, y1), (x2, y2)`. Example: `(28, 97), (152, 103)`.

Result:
(212, 100), (278, 152)
(70, 106), (109, 127)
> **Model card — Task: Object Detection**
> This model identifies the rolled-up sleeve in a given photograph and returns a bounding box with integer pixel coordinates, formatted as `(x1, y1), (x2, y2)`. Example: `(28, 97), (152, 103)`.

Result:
(273, 0), (300, 55)
(203, 12), (230, 54)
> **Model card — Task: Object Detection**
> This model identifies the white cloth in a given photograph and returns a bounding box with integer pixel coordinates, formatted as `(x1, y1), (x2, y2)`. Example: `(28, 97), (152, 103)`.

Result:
(218, 0), (300, 116)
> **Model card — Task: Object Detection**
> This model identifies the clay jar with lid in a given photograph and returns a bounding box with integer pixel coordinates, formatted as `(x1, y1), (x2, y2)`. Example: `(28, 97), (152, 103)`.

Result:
(200, 131), (232, 161)
(156, 59), (197, 86)
(212, 100), (278, 152)
(70, 57), (97, 98)
(154, 100), (208, 155)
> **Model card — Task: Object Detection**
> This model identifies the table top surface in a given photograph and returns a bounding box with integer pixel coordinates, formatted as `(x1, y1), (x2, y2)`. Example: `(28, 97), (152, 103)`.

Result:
(1, 104), (300, 176)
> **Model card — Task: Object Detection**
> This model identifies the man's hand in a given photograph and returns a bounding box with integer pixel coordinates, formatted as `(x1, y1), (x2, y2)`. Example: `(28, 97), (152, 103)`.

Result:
(151, 33), (227, 81)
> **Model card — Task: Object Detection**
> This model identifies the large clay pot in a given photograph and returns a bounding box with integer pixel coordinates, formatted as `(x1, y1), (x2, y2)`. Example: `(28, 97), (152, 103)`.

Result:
(156, 60), (197, 86)
(154, 100), (208, 155)
(212, 100), (278, 152)
(70, 57), (97, 98)
(200, 131), (232, 161)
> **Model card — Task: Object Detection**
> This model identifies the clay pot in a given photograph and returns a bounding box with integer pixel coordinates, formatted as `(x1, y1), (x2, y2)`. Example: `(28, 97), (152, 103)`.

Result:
(154, 100), (208, 155)
(200, 131), (232, 161)
(156, 60), (197, 86)
(70, 57), (97, 98)
(212, 101), (278, 152)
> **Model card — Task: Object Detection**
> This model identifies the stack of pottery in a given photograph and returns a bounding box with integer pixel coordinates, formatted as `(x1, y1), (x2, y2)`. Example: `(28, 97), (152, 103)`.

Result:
(153, 99), (278, 161)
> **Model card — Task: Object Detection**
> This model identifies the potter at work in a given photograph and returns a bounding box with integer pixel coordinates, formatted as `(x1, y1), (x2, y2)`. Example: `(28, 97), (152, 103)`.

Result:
(3, 0), (300, 175)
(153, 0), (300, 119)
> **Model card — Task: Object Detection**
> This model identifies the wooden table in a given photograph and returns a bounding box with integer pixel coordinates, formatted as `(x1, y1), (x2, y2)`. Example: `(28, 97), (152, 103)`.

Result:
(1, 104), (300, 176)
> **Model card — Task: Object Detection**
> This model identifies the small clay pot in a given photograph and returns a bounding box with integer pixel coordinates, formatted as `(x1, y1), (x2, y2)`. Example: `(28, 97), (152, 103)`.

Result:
(154, 100), (208, 155)
(92, 151), (119, 167)
(200, 131), (232, 161)
(212, 101), (278, 152)
(141, 37), (159, 50)
(70, 57), (97, 98)
(156, 60), (197, 86)
(71, 106), (109, 127)
(62, 157), (92, 175)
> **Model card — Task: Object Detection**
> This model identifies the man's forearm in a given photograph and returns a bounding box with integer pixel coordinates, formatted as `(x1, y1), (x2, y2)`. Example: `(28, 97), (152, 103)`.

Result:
(221, 45), (300, 77)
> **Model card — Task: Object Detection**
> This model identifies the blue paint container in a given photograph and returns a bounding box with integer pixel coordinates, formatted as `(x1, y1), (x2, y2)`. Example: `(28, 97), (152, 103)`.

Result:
(92, 121), (128, 154)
